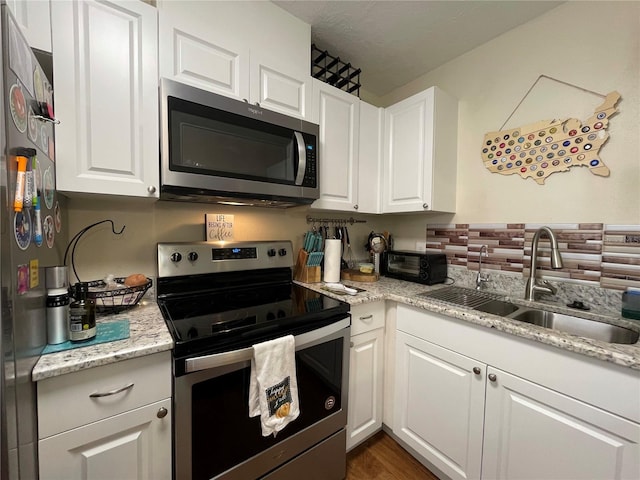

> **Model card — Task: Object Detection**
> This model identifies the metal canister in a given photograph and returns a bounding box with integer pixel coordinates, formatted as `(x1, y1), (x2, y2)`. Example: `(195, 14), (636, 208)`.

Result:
(45, 266), (70, 345)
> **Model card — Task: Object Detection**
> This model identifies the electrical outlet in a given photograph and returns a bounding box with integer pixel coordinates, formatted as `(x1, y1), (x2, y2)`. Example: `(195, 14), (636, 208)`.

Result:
(625, 235), (640, 243)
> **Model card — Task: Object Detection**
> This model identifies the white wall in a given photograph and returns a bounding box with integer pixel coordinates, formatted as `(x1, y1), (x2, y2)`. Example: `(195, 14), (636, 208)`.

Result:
(383, 1), (640, 247)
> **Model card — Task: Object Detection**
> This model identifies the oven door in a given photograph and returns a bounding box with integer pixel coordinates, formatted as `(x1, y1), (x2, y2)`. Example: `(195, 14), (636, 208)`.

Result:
(174, 318), (350, 480)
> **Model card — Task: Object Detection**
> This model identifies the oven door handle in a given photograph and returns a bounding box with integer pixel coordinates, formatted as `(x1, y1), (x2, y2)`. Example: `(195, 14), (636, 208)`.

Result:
(184, 318), (350, 373)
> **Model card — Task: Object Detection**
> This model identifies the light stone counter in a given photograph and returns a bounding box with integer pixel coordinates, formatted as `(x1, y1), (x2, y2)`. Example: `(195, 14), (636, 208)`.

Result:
(297, 277), (640, 371)
(32, 277), (640, 381)
(32, 300), (172, 381)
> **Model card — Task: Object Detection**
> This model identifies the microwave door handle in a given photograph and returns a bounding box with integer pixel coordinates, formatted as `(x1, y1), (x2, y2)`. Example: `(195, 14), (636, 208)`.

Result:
(293, 131), (306, 186)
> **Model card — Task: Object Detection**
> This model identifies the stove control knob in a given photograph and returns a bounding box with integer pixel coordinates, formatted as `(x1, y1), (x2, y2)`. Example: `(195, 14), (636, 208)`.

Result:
(278, 248), (287, 257)
(188, 252), (199, 262)
(170, 252), (182, 263)
(267, 249), (276, 257)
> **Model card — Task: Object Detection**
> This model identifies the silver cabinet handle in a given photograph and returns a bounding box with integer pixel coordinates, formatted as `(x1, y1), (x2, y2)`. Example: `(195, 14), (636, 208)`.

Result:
(359, 314), (373, 322)
(488, 373), (497, 382)
(147, 185), (157, 194)
(354, 204), (359, 210)
(473, 367), (481, 375)
(423, 203), (429, 209)
(157, 407), (168, 419)
(89, 382), (134, 398)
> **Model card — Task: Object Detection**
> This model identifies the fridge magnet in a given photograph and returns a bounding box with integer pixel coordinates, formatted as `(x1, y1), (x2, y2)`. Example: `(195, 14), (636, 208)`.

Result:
(33, 66), (44, 103)
(43, 215), (55, 249)
(9, 83), (27, 133)
(54, 202), (62, 233)
(17, 264), (29, 295)
(27, 106), (38, 143)
(29, 259), (39, 289)
(43, 167), (54, 209)
(39, 124), (48, 153)
(14, 210), (31, 251)
(481, 75), (620, 184)
(205, 214), (234, 241)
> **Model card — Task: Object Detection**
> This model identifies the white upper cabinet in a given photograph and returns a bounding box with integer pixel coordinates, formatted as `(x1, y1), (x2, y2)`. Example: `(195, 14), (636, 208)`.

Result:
(6, 0), (51, 52)
(383, 86), (458, 213)
(158, 0), (311, 119)
(357, 101), (384, 214)
(158, 0), (249, 99)
(311, 80), (360, 211)
(51, 0), (159, 198)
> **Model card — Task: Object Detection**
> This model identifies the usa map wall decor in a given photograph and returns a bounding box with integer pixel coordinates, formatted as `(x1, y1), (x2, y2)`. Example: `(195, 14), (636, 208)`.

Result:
(482, 89), (620, 185)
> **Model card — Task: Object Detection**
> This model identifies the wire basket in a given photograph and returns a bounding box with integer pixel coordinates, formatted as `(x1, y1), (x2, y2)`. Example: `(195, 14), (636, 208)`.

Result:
(85, 277), (152, 313)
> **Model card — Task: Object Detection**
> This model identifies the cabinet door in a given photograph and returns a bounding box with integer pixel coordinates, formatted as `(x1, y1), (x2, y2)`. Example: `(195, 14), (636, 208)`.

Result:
(52, 0), (159, 198)
(6, 0), (51, 51)
(357, 101), (383, 214)
(482, 367), (640, 480)
(347, 328), (384, 450)
(158, 0), (249, 99)
(383, 87), (457, 213)
(383, 89), (433, 213)
(249, 51), (310, 119)
(394, 331), (485, 480)
(311, 80), (360, 211)
(39, 399), (172, 480)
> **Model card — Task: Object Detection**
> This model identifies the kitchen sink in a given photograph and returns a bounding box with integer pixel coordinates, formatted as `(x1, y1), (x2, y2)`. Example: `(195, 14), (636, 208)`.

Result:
(509, 309), (639, 345)
(418, 286), (639, 345)
(474, 299), (520, 316)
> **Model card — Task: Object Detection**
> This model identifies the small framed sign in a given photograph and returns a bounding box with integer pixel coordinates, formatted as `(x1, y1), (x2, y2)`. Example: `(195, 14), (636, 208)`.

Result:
(205, 214), (234, 241)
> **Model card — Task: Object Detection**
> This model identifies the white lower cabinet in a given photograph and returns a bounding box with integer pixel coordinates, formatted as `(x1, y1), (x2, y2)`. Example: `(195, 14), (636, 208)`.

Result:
(482, 367), (640, 480)
(347, 302), (385, 450)
(37, 352), (172, 480)
(38, 399), (171, 480)
(393, 304), (640, 480)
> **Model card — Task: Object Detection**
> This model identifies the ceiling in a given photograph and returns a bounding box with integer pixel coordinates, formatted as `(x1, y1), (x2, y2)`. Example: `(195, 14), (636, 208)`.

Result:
(274, 1), (564, 98)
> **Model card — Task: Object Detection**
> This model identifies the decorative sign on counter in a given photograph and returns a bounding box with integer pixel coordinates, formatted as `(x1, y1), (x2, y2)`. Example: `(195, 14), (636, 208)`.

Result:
(206, 214), (234, 241)
(481, 75), (620, 184)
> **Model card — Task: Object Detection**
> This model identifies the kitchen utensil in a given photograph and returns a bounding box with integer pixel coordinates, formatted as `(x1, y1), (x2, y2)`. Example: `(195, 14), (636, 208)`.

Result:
(367, 232), (388, 275)
(345, 226), (355, 268)
(307, 251), (324, 266)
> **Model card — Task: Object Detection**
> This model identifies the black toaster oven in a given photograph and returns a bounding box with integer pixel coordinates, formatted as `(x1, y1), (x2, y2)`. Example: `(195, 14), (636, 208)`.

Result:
(382, 250), (448, 285)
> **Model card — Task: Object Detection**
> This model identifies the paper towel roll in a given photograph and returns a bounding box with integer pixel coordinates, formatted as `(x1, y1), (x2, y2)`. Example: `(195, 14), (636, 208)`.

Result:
(323, 239), (342, 283)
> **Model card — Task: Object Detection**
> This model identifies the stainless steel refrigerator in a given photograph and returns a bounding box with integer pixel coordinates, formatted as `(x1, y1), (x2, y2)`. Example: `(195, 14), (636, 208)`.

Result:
(1, 4), (65, 479)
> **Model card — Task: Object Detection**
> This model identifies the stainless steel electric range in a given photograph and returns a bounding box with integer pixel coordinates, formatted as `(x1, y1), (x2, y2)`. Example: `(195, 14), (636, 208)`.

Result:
(156, 241), (350, 480)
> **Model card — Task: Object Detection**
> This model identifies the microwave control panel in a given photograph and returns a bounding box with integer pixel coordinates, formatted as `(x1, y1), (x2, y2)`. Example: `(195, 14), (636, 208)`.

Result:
(303, 142), (317, 188)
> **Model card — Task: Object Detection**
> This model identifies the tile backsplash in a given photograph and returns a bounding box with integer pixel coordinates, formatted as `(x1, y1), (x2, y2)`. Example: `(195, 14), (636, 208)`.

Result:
(427, 223), (640, 291)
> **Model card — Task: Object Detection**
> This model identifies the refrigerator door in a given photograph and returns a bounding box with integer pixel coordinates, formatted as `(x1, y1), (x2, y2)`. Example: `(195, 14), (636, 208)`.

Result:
(2, 4), (64, 479)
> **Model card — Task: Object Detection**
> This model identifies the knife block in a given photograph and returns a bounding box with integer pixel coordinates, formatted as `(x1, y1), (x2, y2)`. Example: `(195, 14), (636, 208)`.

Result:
(293, 249), (321, 283)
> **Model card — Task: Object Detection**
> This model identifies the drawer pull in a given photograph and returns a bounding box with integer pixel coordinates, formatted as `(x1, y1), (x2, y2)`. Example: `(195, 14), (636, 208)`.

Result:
(157, 407), (168, 419)
(89, 382), (134, 398)
(359, 315), (374, 322)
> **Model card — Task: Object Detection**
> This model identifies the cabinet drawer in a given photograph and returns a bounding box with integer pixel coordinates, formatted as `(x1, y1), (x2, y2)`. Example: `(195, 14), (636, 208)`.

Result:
(350, 302), (385, 336)
(38, 351), (171, 439)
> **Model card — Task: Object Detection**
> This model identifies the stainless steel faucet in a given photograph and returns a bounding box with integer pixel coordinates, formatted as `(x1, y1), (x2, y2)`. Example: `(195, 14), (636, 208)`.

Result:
(476, 244), (489, 290)
(525, 226), (564, 301)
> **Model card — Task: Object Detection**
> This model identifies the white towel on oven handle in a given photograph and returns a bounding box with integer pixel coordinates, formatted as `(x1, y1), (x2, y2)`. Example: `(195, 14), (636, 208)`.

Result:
(249, 335), (300, 437)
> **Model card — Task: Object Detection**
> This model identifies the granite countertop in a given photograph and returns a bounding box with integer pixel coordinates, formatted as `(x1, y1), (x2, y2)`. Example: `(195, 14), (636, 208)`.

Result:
(32, 299), (173, 382)
(33, 276), (640, 381)
(297, 277), (640, 371)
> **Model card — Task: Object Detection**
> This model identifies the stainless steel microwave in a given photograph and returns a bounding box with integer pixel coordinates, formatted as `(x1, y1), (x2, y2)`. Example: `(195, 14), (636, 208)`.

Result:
(160, 79), (319, 207)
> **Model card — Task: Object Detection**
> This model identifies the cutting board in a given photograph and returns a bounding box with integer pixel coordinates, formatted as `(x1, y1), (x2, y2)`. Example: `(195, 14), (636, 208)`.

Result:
(341, 269), (379, 282)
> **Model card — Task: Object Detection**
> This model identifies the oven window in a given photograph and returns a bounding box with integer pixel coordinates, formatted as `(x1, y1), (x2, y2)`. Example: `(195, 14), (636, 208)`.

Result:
(190, 337), (343, 480)
(169, 97), (296, 184)
(387, 253), (420, 275)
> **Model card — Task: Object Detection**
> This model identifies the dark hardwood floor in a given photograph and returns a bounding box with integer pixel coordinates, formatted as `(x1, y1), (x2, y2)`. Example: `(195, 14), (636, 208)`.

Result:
(346, 431), (439, 480)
